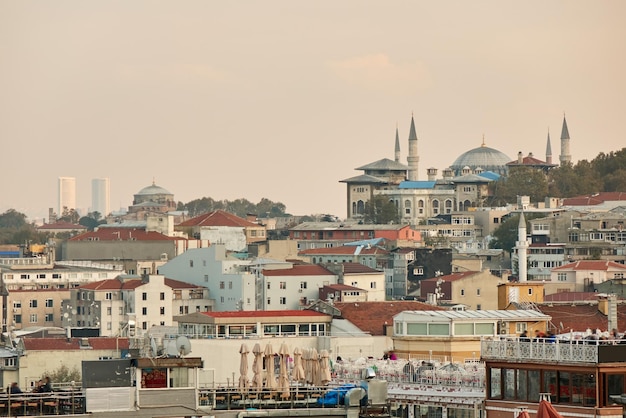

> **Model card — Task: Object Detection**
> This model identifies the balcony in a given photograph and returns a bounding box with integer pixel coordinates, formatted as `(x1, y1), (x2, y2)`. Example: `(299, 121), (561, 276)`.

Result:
(481, 336), (626, 364)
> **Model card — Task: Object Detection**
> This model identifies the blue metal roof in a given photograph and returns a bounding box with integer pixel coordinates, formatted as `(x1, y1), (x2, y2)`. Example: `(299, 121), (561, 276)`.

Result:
(478, 171), (501, 181)
(399, 181), (436, 189)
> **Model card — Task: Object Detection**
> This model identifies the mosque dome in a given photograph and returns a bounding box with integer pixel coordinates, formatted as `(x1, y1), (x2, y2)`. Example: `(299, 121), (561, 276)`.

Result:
(136, 183), (172, 196)
(450, 144), (511, 176)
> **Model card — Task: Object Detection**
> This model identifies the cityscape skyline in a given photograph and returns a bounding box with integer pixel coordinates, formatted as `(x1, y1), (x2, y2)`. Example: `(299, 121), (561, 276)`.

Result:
(1, 1), (625, 221)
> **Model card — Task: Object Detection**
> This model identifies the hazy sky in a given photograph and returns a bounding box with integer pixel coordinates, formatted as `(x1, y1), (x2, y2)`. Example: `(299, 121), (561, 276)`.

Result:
(1, 1), (625, 221)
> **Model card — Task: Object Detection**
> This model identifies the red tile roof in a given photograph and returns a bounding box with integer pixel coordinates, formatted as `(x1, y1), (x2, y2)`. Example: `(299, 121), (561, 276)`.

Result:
(340, 263), (382, 274)
(506, 155), (553, 166)
(164, 278), (203, 289)
(177, 210), (259, 228)
(299, 246), (389, 256)
(536, 304), (626, 333)
(563, 192), (626, 206)
(544, 292), (601, 302)
(334, 301), (445, 336)
(22, 337), (129, 351)
(200, 310), (330, 318)
(262, 265), (335, 277)
(79, 277), (202, 290)
(552, 260), (626, 271)
(323, 284), (363, 291)
(69, 228), (178, 242)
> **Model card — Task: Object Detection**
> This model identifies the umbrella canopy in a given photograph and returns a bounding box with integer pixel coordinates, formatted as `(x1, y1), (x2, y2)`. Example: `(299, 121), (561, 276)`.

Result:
(278, 343), (290, 397)
(303, 348), (313, 384)
(251, 343), (263, 391)
(239, 343), (250, 391)
(518, 411), (531, 418)
(264, 343), (277, 390)
(310, 348), (321, 386)
(537, 400), (563, 418)
(319, 349), (332, 385)
(292, 347), (306, 382)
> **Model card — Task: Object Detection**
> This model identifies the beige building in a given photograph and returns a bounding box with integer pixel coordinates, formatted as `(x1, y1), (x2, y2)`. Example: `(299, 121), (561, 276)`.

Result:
(420, 270), (506, 310)
(8, 289), (70, 330)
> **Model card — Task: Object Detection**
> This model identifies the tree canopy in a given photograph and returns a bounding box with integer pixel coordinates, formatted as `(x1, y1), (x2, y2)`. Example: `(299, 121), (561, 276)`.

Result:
(178, 197), (288, 218)
(363, 195), (401, 225)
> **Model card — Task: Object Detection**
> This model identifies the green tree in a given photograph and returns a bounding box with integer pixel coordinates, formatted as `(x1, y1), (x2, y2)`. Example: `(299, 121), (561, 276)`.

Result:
(42, 364), (81, 384)
(58, 207), (80, 224)
(363, 195), (400, 224)
(0, 209), (28, 229)
(79, 216), (99, 231)
(489, 214), (522, 255)
(491, 166), (548, 204)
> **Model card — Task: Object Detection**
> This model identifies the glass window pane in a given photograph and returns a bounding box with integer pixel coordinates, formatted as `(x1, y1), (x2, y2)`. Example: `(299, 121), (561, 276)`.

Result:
(517, 369), (528, 401)
(475, 323), (494, 335)
(429, 324), (450, 336)
(544, 370), (557, 403)
(407, 323), (427, 335)
(454, 323), (474, 335)
(504, 369), (515, 400)
(559, 372), (571, 403)
(528, 370), (540, 402)
(490, 368), (502, 399)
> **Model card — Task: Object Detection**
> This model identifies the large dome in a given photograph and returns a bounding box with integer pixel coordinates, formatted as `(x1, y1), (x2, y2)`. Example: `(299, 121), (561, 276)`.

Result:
(136, 183), (172, 196)
(450, 145), (511, 176)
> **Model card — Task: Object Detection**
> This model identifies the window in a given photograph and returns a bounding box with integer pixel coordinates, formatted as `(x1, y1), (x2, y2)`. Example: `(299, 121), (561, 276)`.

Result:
(280, 281), (286, 290)
(557, 273), (567, 281)
(189, 260), (194, 267)
(105, 292), (113, 300)
(13, 301), (21, 309)
(142, 307), (147, 315)
(219, 281), (225, 289)
(142, 322), (147, 330)
(280, 297), (286, 305)
(53, 273), (62, 279)
(516, 322), (527, 333)
(476, 288), (481, 296)
(30, 314), (37, 323)
(160, 292), (165, 300)
(160, 307), (165, 315)
(413, 267), (424, 275)
(528, 288), (533, 295)
(370, 282), (376, 289)
(119, 307), (124, 315)
(14, 315), (21, 324)
(107, 322), (112, 330)
(45, 299), (53, 308)
(300, 282), (307, 289)
(45, 314), (54, 322)
(460, 289), (465, 296)
(266, 298), (271, 305)
(142, 292), (147, 301)
(30, 300), (38, 308)
(267, 282), (271, 290)
(106, 307), (112, 315)
(204, 275), (209, 282)
(228, 281), (233, 290)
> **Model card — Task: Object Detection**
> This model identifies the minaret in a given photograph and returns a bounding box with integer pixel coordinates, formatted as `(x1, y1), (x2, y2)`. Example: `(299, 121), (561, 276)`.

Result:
(407, 115), (419, 181)
(394, 125), (401, 163)
(545, 130), (552, 165)
(516, 212), (529, 282)
(559, 115), (571, 166)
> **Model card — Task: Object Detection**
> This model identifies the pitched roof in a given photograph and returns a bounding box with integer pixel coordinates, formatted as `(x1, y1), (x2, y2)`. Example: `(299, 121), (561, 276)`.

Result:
(22, 337), (129, 351)
(200, 310), (329, 319)
(552, 260), (626, 272)
(164, 278), (204, 289)
(506, 155), (556, 167)
(262, 264), (335, 277)
(356, 158), (409, 171)
(535, 304), (626, 333)
(177, 210), (259, 228)
(544, 292), (600, 302)
(69, 228), (177, 242)
(563, 192), (626, 206)
(37, 221), (86, 230)
(339, 174), (388, 184)
(299, 246), (388, 256)
(340, 262), (382, 274)
(333, 301), (445, 336)
(323, 284), (364, 291)
(79, 277), (203, 290)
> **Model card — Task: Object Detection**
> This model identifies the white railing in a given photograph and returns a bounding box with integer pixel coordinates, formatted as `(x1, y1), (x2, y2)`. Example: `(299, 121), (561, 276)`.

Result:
(481, 337), (598, 363)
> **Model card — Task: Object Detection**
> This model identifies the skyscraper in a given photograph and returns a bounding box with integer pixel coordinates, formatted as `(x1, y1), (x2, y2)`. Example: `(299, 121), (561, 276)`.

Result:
(58, 176), (76, 215)
(91, 178), (111, 217)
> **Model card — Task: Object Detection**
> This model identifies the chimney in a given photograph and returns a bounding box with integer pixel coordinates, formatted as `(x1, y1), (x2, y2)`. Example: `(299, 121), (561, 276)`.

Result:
(518, 151), (523, 164)
(427, 168), (438, 181)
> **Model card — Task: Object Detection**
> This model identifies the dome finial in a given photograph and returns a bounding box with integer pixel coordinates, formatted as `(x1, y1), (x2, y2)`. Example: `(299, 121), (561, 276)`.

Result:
(152, 177), (156, 186)
(481, 134), (486, 147)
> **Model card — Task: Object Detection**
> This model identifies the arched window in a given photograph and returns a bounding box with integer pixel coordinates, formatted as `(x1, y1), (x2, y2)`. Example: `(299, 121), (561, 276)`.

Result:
(418, 200), (424, 214)
(432, 199), (440, 215)
(404, 199), (412, 216)
(445, 199), (453, 214)
(357, 200), (365, 214)
(352, 202), (357, 215)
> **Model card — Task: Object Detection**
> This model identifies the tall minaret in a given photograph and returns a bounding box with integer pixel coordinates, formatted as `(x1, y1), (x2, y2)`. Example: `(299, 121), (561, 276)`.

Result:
(516, 212), (529, 282)
(394, 125), (401, 163)
(559, 115), (571, 166)
(545, 130), (552, 165)
(407, 115), (419, 181)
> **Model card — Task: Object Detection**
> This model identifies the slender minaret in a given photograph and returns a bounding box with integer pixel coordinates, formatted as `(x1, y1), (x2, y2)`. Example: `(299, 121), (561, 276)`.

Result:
(545, 130), (552, 165)
(407, 115), (419, 181)
(516, 212), (529, 282)
(559, 115), (571, 166)
(394, 125), (401, 163)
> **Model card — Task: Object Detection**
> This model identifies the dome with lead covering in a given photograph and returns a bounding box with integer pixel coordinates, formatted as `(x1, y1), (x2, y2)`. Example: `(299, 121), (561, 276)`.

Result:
(136, 183), (172, 196)
(451, 144), (511, 176)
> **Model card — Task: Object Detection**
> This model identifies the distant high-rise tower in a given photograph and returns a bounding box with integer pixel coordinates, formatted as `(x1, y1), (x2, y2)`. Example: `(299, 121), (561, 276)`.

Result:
(559, 115), (571, 166)
(407, 115), (419, 181)
(58, 177), (76, 215)
(91, 178), (110, 217)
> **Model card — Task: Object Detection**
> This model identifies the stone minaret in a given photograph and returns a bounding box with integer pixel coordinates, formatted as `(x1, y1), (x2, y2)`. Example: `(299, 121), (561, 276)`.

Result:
(516, 212), (529, 282)
(407, 115), (419, 181)
(394, 126), (401, 163)
(545, 130), (552, 165)
(559, 115), (571, 166)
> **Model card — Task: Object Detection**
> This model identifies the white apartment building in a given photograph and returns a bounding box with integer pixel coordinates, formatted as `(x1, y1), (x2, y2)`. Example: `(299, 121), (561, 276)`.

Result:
(58, 176), (76, 214)
(548, 260), (626, 294)
(259, 265), (338, 310)
(158, 245), (256, 311)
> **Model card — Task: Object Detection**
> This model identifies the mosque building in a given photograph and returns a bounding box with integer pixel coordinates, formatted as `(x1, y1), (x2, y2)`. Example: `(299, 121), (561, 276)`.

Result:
(341, 115), (571, 225)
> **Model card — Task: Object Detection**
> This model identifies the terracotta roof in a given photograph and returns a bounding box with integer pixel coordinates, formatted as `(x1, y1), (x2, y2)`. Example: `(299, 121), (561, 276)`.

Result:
(22, 337), (129, 351)
(79, 278), (145, 290)
(563, 192), (626, 206)
(299, 246), (388, 256)
(536, 304), (626, 333)
(506, 155), (555, 166)
(177, 210), (259, 228)
(544, 292), (601, 302)
(552, 260), (626, 271)
(420, 271), (478, 282)
(340, 263), (382, 274)
(262, 265), (335, 277)
(37, 222), (86, 230)
(334, 301), (445, 336)
(164, 278), (203, 289)
(201, 310), (330, 318)
(323, 284), (363, 291)
(69, 228), (177, 242)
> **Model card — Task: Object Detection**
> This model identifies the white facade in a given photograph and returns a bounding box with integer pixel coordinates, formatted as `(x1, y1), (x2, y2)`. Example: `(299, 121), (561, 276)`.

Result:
(260, 270), (338, 310)
(91, 177), (111, 217)
(200, 226), (247, 252)
(158, 245), (256, 311)
(58, 176), (76, 214)
(342, 272), (386, 301)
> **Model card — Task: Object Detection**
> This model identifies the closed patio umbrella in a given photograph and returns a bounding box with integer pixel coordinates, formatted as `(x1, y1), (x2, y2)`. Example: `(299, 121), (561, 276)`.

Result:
(319, 349), (332, 385)
(251, 343), (263, 391)
(278, 343), (290, 397)
(292, 347), (305, 383)
(239, 343), (250, 391)
(310, 348), (321, 386)
(303, 348), (313, 384)
(264, 343), (277, 390)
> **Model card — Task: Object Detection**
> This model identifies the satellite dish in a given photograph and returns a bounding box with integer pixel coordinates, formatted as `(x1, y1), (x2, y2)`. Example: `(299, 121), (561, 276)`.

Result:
(176, 336), (192, 356)
(163, 339), (180, 357)
(150, 337), (158, 357)
(63, 313), (69, 319)
(71, 309), (77, 315)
